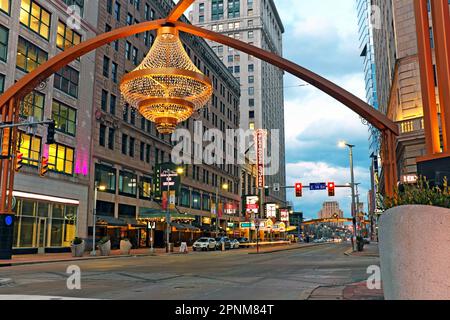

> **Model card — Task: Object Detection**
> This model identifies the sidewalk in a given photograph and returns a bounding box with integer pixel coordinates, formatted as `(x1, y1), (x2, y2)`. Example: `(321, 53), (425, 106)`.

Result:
(307, 281), (384, 300)
(0, 247), (169, 267)
(344, 242), (380, 257)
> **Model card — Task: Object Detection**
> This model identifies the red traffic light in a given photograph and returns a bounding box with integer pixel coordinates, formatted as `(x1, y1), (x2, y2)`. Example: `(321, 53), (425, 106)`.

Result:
(15, 151), (23, 172)
(328, 182), (335, 197)
(295, 183), (303, 197)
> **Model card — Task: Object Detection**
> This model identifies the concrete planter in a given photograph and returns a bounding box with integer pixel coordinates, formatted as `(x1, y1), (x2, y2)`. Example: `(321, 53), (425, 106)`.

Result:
(379, 205), (450, 300)
(120, 240), (132, 255)
(98, 240), (111, 256)
(71, 240), (85, 257)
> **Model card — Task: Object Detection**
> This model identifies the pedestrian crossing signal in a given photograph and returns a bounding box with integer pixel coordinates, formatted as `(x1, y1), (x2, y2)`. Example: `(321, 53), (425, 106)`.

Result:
(328, 182), (335, 197)
(15, 151), (23, 172)
(39, 156), (49, 177)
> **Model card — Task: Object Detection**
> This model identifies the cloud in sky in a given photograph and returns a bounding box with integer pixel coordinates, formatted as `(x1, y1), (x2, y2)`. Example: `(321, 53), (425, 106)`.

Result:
(273, 0), (372, 217)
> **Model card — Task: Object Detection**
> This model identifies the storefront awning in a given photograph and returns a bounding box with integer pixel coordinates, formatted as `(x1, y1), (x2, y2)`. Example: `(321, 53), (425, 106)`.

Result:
(121, 217), (146, 228)
(171, 223), (200, 232)
(138, 208), (196, 221)
(96, 215), (128, 227)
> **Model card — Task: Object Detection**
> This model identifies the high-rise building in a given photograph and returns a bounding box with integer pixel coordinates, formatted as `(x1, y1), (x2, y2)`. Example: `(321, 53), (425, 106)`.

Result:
(318, 201), (344, 227)
(190, 0), (287, 206)
(90, 0), (242, 248)
(372, 0), (450, 185)
(356, 0), (380, 152)
(0, 0), (98, 252)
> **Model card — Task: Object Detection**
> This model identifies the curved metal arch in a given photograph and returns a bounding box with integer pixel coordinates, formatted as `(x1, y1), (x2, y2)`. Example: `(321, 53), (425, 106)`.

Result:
(0, 19), (166, 106)
(173, 21), (398, 135)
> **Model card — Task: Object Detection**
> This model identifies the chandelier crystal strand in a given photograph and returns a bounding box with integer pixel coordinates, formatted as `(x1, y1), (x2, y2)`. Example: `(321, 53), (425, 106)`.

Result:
(120, 26), (213, 134)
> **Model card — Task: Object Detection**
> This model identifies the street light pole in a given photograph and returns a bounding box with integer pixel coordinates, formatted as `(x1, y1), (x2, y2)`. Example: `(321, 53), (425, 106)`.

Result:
(166, 180), (170, 253)
(339, 141), (357, 250)
(91, 181), (98, 256)
(91, 182), (105, 256)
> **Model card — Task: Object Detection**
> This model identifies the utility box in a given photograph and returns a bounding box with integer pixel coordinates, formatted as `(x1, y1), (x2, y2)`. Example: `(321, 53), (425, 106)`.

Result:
(0, 215), (15, 260)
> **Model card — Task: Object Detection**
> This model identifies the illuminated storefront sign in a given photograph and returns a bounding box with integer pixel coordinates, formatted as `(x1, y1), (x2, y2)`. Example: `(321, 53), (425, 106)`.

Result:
(265, 203), (277, 218)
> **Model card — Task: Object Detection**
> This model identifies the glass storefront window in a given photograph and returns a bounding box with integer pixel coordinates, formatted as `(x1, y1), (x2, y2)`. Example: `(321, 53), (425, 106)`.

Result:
(13, 198), (78, 248)
(192, 192), (201, 210)
(119, 171), (137, 197)
(95, 164), (116, 193)
(139, 176), (152, 200)
(202, 194), (210, 211)
(180, 188), (190, 207)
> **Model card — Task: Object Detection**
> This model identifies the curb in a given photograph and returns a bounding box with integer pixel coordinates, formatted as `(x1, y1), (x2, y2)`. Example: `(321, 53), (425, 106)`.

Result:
(248, 243), (329, 255)
(0, 252), (161, 268)
(344, 248), (354, 256)
(0, 278), (13, 287)
(299, 286), (320, 300)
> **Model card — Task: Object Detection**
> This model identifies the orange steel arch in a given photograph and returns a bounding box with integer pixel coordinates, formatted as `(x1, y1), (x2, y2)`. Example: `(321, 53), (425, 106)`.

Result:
(0, 1), (399, 213)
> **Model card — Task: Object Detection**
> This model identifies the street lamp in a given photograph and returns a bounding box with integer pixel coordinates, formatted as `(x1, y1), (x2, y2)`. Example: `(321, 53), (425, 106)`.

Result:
(215, 183), (229, 234)
(91, 182), (106, 256)
(165, 166), (184, 253)
(338, 141), (357, 251)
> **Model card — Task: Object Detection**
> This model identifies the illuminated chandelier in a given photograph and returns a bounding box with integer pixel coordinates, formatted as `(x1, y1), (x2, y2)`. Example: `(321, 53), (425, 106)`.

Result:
(120, 26), (213, 134)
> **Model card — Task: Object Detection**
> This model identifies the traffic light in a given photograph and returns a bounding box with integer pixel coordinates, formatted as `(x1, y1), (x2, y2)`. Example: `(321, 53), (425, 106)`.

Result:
(15, 151), (23, 172)
(295, 183), (303, 197)
(46, 120), (56, 145)
(328, 182), (335, 197)
(39, 156), (49, 177)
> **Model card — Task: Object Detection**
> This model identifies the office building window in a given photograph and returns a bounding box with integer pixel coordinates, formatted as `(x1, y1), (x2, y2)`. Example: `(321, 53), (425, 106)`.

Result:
(95, 164), (116, 193)
(119, 171), (137, 197)
(16, 37), (48, 73)
(129, 137), (135, 157)
(103, 56), (110, 77)
(0, 25), (8, 62)
(56, 21), (81, 50)
(112, 62), (118, 83)
(99, 124), (106, 146)
(17, 132), (41, 166)
(20, 0), (50, 40)
(248, 64), (254, 72)
(54, 66), (79, 98)
(114, 2), (120, 20)
(101, 89), (108, 111)
(122, 134), (128, 155)
(48, 143), (74, 175)
(0, 0), (10, 14)
(110, 94), (116, 115)
(108, 128), (115, 150)
(20, 0), (51, 40)
(20, 90), (44, 121)
(52, 100), (76, 136)
(0, 74), (4, 93)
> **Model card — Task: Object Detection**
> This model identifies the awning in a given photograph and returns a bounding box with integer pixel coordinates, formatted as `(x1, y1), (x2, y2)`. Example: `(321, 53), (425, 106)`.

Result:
(286, 226), (297, 232)
(138, 208), (196, 221)
(171, 223), (200, 232)
(121, 217), (146, 228)
(96, 215), (127, 227)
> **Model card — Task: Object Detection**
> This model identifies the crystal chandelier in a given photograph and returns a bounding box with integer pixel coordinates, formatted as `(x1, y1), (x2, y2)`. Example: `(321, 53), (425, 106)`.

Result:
(120, 26), (213, 134)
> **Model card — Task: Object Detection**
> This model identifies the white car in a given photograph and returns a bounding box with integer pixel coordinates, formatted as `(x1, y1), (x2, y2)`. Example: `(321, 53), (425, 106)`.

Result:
(230, 239), (240, 249)
(193, 238), (217, 251)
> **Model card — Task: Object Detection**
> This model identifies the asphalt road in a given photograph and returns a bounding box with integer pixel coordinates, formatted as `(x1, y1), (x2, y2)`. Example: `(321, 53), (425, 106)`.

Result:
(0, 243), (379, 300)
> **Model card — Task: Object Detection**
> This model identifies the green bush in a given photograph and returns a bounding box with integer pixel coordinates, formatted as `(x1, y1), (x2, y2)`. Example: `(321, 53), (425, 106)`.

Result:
(382, 177), (450, 210)
(72, 237), (83, 245)
(97, 236), (110, 245)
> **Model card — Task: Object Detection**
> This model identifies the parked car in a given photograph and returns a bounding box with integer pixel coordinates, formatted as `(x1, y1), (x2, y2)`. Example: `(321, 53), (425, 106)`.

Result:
(193, 238), (217, 251)
(236, 237), (250, 248)
(215, 237), (232, 250)
(230, 239), (240, 249)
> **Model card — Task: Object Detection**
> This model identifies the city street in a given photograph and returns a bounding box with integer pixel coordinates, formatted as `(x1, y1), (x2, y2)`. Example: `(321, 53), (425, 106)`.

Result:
(0, 244), (381, 300)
